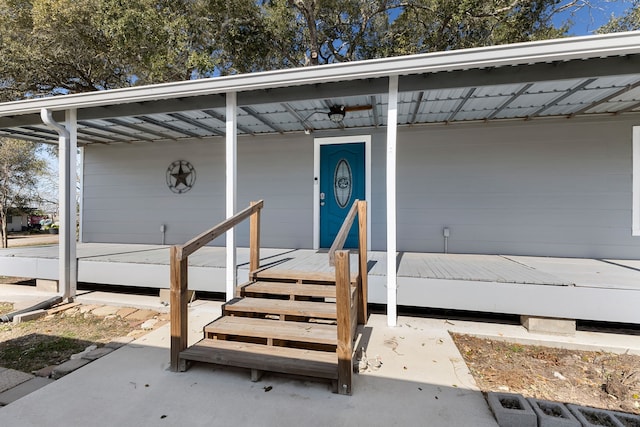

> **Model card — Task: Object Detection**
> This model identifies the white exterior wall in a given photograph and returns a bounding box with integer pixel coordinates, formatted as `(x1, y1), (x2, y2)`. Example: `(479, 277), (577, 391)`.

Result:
(7, 214), (26, 232)
(83, 139), (226, 245)
(83, 115), (640, 259)
(83, 132), (389, 248)
(397, 116), (640, 258)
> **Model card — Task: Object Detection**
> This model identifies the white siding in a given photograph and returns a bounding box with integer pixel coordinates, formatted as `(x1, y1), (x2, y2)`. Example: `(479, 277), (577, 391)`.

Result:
(397, 116), (640, 258)
(83, 115), (640, 258)
(83, 139), (226, 245)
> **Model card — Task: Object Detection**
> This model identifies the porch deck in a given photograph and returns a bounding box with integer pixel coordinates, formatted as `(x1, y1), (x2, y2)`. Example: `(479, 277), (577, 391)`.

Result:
(0, 243), (638, 324)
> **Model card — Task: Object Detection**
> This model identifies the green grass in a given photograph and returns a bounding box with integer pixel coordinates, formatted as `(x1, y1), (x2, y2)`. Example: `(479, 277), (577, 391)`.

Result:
(0, 335), (90, 373)
(0, 308), (142, 373)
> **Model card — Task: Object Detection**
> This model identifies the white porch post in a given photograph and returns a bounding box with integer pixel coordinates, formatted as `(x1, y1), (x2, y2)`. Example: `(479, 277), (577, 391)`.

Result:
(225, 92), (238, 301)
(41, 108), (77, 301)
(64, 110), (78, 300)
(386, 76), (398, 327)
(77, 146), (85, 243)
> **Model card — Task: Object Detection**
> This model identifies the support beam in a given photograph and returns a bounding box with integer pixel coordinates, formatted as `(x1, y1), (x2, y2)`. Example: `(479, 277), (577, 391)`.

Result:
(41, 108), (77, 301)
(226, 92), (238, 301)
(386, 76), (398, 327)
(446, 87), (476, 123)
(65, 110), (78, 300)
(370, 95), (380, 127)
(240, 106), (285, 134)
(202, 109), (254, 135)
(408, 91), (424, 124)
(78, 146), (85, 243)
(526, 78), (597, 119)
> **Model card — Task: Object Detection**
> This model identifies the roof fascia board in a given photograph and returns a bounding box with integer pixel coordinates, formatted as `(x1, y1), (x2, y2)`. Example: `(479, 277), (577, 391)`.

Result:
(400, 54), (640, 93)
(0, 32), (639, 118)
(0, 94), (227, 129)
(80, 94), (226, 121)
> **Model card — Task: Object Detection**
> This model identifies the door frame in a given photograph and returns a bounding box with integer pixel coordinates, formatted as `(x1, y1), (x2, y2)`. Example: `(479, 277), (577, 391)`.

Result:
(313, 135), (371, 250)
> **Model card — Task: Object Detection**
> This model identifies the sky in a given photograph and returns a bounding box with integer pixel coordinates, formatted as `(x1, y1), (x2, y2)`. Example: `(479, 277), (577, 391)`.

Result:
(554, 0), (635, 35)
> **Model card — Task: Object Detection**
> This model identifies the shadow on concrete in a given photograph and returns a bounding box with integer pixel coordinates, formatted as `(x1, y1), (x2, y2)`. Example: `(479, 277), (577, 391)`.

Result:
(0, 335), (498, 427)
(0, 333), (97, 373)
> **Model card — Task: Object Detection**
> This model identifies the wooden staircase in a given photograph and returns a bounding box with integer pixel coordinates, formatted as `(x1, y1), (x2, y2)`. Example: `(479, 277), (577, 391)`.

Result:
(170, 200), (368, 395)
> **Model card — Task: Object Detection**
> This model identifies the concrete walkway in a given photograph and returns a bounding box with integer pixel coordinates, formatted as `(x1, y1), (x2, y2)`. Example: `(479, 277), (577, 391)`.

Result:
(0, 299), (497, 427)
(1, 290), (639, 426)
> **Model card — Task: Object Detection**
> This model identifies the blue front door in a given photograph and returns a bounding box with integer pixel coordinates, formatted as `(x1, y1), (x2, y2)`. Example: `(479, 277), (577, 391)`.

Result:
(320, 143), (365, 248)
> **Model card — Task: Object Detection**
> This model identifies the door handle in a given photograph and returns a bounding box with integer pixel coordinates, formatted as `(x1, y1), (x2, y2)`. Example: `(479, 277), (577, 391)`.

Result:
(320, 192), (325, 200)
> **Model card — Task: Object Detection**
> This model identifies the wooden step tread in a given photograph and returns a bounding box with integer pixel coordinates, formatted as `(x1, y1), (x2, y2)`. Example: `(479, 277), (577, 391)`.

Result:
(253, 269), (357, 284)
(224, 297), (337, 319)
(242, 281), (336, 298)
(205, 316), (337, 345)
(180, 338), (338, 379)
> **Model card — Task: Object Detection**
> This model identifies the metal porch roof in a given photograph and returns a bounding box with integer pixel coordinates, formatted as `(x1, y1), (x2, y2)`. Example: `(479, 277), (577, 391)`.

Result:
(1, 32), (640, 145)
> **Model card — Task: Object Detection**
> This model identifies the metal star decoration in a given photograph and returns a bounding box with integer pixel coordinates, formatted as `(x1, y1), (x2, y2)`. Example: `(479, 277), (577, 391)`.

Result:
(166, 160), (196, 194)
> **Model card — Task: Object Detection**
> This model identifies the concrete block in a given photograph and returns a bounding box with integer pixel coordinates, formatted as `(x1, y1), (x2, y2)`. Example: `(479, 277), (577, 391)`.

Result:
(90, 305), (121, 317)
(12, 309), (46, 324)
(124, 309), (158, 321)
(78, 304), (100, 314)
(487, 392), (537, 427)
(36, 279), (59, 293)
(0, 377), (54, 405)
(70, 345), (98, 360)
(567, 404), (625, 427)
(0, 369), (34, 393)
(115, 307), (138, 318)
(51, 359), (91, 380)
(82, 347), (114, 361)
(521, 316), (576, 336)
(140, 318), (158, 330)
(610, 410), (640, 426)
(159, 289), (170, 305)
(32, 365), (57, 378)
(528, 398), (580, 427)
(159, 288), (194, 305)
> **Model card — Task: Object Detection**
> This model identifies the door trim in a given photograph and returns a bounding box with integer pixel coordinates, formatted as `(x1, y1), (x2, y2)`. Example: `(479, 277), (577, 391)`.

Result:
(313, 135), (371, 250)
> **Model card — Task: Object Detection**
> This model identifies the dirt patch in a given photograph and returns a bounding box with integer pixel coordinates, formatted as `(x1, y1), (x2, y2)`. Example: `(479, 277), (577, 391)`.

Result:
(6, 232), (58, 248)
(0, 302), (168, 374)
(0, 303), (12, 316)
(452, 333), (640, 415)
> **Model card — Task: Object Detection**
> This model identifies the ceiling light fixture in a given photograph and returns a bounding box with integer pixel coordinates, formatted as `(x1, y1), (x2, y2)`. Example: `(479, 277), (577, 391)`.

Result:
(328, 105), (346, 123)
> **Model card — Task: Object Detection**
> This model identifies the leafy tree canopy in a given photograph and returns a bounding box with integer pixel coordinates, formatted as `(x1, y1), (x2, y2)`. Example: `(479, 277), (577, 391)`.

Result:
(0, 138), (48, 247)
(598, 0), (640, 33)
(0, 0), (574, 100)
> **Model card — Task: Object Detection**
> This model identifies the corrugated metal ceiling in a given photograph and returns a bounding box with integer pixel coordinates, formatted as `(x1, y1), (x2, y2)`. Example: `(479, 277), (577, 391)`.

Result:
(1, 67), (640, 146)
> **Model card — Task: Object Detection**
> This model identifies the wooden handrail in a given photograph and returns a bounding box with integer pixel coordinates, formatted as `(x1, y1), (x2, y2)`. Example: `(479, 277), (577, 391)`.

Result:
(328, 199), (360, 267)
(170, 200), (264, 371)
(332, 199), (368, 395)
(179, 200), (264, 260)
